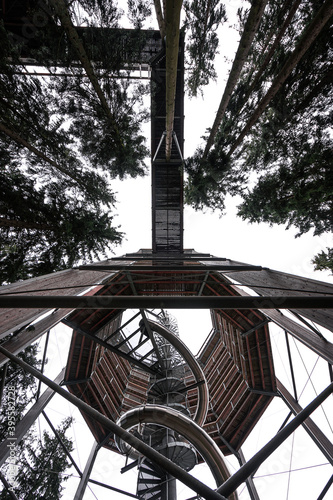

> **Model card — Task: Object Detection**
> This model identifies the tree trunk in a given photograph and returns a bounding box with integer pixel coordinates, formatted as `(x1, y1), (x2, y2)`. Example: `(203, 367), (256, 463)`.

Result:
(165, 0), (183, 161)
(203, 0), (268, 157)
(0, 121), (79, 184)
(154, 0), (166, 40)
(49, 0), (122, 147)
(237, 0), (302, 116)
(228, 0), (333, 158)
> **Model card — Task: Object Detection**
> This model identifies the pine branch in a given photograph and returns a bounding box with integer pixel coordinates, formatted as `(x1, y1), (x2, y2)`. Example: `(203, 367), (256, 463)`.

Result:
(227, 0), (333, 158)
(48, 0), (123, 148)
(203, 0), (268, 157)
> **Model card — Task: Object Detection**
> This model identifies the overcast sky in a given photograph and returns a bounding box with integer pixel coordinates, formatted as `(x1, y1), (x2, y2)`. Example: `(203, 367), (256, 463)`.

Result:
(2, 1), (332, 499)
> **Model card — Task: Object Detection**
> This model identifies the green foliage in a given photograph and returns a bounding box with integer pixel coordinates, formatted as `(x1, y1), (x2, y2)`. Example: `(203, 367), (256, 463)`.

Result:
(0, 344), (41, 442)
(0, 166), (122, 284)
(184, 147), (244, 212)
(183, 0), (227, 97)
(0, 418), (74, 499)
(312, 249), (333, 273)
(185, 0), (333, 265)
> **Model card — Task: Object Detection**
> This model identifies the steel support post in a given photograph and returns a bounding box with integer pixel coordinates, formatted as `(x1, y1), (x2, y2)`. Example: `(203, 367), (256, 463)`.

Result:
(0, 295), (332, 309)
(217, 381), (333, 498)
(0, 344), (227, 500)
(237, 449), (260, 500)
(277, 379), (333, 465)
(74, 440), (99, 500)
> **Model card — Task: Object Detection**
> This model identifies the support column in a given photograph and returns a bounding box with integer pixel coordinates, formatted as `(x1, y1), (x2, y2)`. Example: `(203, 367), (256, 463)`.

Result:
(74, 440), (100, 500)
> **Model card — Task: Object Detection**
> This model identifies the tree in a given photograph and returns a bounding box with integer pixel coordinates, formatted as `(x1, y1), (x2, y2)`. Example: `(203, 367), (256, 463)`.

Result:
(0, 418), (74, 499)
(0, 340), (74, 499)
(183, 0), (227, 98)
(0, 167), (122, 284)
(185, 0), (333, 269)
(203, 0), (268, 154)
(312, 249), (333, 274)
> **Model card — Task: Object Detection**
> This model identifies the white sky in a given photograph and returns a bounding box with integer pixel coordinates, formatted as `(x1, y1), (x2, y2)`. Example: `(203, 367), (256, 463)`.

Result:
(2, 1), (332, 499)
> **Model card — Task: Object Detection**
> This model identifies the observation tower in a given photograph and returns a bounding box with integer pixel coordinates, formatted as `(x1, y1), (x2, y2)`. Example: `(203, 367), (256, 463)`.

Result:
(0, 2), (333, 499)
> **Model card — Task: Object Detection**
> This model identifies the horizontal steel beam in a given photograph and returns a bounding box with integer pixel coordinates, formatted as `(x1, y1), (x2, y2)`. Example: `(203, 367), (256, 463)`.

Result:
(0, 295), (332, 310)
(77, 265), (262, 271)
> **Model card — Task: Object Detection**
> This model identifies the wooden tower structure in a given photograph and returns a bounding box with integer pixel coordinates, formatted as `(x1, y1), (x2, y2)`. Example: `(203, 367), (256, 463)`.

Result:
(0, 2), (333, 499)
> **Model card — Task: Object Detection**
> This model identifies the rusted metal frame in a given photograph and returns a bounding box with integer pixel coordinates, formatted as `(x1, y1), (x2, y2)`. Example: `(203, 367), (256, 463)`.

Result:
(42, 410), (82, 477)
(240, 319), (270, 337)
(276, 379), (333, 465)
(73, 325), (162, 377)
(285, 331), (298, 400)
(217, 381), (333, 498)
(255, 329), (266, 391)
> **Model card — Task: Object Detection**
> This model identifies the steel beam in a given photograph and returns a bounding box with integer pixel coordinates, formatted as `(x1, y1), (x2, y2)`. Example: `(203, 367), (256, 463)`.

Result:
(0, 295), (332, 310)
(277, 379), (333, 465)
(74, 440), (99, 500)
(223, 264), (333, 330)
(217, 381), (333, 497)
(78, 265), (262, 271)
(0, 344), (227, 500)
(260, 309), (333, 364)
